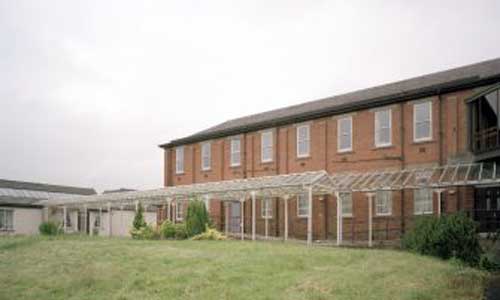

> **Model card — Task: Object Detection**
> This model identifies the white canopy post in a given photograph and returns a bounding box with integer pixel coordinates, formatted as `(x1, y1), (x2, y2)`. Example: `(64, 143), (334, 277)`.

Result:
(63, 206), (67, 233)
(83, 205), (88, 235)
(251, 191), (256, 241)
(225, 202), (229, 235)
(265, 198), (269, 240)
(366, 192), (376, 247)
(283, 195), (289, 241)
(166, 199), (171, 222)
(307, 185), (313, 246)
(107, 202), (112, 237)
(335, 191), (342, 246)
(99, 207), (103, 231)
(434, 188), (446, 216)
(240, 197), (245, 241)
(172, 201), (176, 224)
(135, 200), (139, 212)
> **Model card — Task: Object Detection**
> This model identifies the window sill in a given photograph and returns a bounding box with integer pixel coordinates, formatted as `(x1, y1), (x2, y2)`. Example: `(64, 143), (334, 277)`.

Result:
(229, 164), (241, 169)
(373, 144), (394, 150)
(414, 211), (433, 216)
(260, 160), (274, 165)
(342, 214), (353, 218)
(374, 213), (392, 217)
(412, 139), (434, 145)
(261, 216), (273, 220)
(201, 169), (211, 173)
(297, 214), (309, 219)
(296, 155), (311, 160)
(337, 150), (354, 155)
(175, 172), (185, 175)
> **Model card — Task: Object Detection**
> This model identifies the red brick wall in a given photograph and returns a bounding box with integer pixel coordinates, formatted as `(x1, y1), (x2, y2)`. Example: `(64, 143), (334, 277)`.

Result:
(161, 89), (477, 241)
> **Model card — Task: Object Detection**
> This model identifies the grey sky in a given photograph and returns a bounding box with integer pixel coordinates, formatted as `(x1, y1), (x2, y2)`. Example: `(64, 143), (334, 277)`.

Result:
(1, 1), (499, 192)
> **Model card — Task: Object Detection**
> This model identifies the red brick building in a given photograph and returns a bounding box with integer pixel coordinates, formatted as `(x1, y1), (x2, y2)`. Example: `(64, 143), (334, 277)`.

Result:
(159, 58), (500, 242)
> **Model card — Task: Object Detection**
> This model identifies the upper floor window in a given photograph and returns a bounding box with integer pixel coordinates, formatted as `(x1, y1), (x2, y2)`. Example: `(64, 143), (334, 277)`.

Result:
(175, 146), (184, 174)
(201, 142), (211, 171)
(340, 192), (352, 217)
(0, 209), (13, 231)
(296, 124), (310, 158)
(297, 193), (309, 217)
(414, 188), (433, 215)
(375, 191), (392, 216)
(261, 131), (273, 163)
(337, 116), (353, 152)
(261, 197), (273, 219)
(413, 101), (432, 142)
(230, 137), (241, 167)
(374, 109), (392, 147)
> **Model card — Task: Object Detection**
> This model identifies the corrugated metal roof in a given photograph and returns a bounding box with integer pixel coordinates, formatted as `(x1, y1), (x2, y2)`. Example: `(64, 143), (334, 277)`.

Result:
(161, 57), (500, 148)
(0, 179), (96, 195)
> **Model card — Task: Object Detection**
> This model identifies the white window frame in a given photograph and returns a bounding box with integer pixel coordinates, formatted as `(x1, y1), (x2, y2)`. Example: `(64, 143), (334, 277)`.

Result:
(374, 109), (392, 147)
(413, 101), (432, 142)
(297, 193), (309, 217)
(337, 116), (353, 153)
(261, 131), (273, 163)
(296, 124), (310, 158)
(340, 192), (353, 217)
(261, 197), (273, 219)
(230, 137), (241, 167)
(0, 208), (14, 231)
(414, 188), (433, 215)
(375, 191), (392, 216)
(201, 142), (211, 171)
(175, 201), (184, 221)
(175, 146), (184, 174)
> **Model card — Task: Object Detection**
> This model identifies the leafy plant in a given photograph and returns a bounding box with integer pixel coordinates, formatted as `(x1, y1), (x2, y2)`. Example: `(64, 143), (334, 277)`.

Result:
(185, 198), (211, 237)
(39, 221), (62, 235)
(132, 202), (147, 230)
(402, 213), (482, 267)
(174, 223), (188, 240)
(130, 224), (160, 240)
(160, 220), (176, 239)
(191, 227), (226, 241)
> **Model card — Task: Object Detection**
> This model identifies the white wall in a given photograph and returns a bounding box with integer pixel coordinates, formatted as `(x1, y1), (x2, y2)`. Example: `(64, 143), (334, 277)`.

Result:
(0, 206), (43, 235)
(89, 209), (157, 237)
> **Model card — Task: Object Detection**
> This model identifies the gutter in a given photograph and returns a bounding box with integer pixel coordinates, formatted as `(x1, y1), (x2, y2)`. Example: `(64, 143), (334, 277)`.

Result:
(160, 74), (500, 149)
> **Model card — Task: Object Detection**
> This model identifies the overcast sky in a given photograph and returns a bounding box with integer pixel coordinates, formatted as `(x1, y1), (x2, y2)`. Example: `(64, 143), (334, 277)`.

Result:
(1, 1), (499, 192)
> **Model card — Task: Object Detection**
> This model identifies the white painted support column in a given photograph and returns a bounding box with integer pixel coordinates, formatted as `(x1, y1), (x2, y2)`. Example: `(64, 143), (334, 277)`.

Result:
(284, 195), (289, 241)
(251, 191), (256, 241)
(63, 206), (67, 233)
(135, 200), (139, 212)
(366, 193), (376, 248)
(307, 186), (313, 246)
(99, 207), (103, 231)
(265, 200), (269, 240)
(224, 202), (229, 235)
(107, 202), (112, 237)
(83, 205), (88, 235)
(166, 199), (171, 222)
(434, 189), (446, 216)
(172, 201), (176, 224)
(336, 191), (342, 246)
(240, 198), (245, 241)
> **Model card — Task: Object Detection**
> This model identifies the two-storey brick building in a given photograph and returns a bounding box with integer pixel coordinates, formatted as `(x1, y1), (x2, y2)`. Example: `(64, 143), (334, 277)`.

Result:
(159, 58), (500, 242)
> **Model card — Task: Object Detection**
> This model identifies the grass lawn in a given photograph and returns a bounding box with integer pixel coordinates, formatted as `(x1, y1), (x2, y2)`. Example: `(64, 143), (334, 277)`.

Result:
(0, 236), (488, 300)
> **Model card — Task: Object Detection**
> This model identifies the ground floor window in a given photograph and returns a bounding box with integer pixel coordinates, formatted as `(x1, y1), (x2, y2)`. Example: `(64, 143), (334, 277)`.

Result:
(414, 188), (433, 214)
(0, 209), (14, 231)
(261, 197), (273, 219)
(375, 191), (392, 216)
(297, 193), (309, 217)
(340, 192), (352, 217)
(176, 201), (184, 221)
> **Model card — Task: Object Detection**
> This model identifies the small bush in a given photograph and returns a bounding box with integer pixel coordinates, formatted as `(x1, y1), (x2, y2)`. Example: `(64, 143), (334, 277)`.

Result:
(160, 220), (176, 239)
(191, 227), (226, 241)
(174, 223), (188, 240)
(130, 224), (160, 240)
(185, 198), (211, 237)
(132, 202), (147, 230)
(39, 221), (62, 235)
(402, 213), (482, 266)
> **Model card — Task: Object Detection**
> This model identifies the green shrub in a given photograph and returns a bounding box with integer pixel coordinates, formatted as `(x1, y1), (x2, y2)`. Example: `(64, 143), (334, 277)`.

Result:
(185, 198), (211, 237)
(160, 220), (176, 239)
(402, 213), (482, 266)
(130, 224), (160, 240)
(174, 223), (188, 240)
(39, 221), (62, 235)
(191, 227), (226, 241)
(132, 202), (147, 230)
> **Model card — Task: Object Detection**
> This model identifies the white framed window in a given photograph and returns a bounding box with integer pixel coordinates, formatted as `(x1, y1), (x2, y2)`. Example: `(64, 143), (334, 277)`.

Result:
(175, 201), (184, 221)
(0, 209), (14, 231)
(337, 117), (353, 152)
(340, 192), (352, 217)
(201, 142), (211, 171)
(261, 197), (273, 219)
(375, 109), (392, 147)
(297, 193), (309, 217)
(414, 188), (433, 215)
(375, 191), (392, 216)
(296, 124), (310, 158)
(413, 101), (432, 142)
(230, 137), (241, 167)
(175, 146), (184, 174)
(261, 131), (273, 163)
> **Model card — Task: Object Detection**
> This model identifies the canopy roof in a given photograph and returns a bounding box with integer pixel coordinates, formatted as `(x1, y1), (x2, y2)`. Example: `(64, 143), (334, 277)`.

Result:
(40, 162), (500, 209)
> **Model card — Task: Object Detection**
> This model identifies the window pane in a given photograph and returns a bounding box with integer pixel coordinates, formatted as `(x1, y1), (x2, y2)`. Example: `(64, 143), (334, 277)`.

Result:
(297, 193), (309, 216)
(261, 132), (273, 162)
(338, 118), (352, 151)
(415, 122), (430, 140)
(176, 147), (184, 173)
(375, 110), (391, 146)
(297, 126), (310, 156)
(202, 143), (211, 169)
(231, 138), (241, 166)
(341, 193), (352, 216)
(376, 191), (391, 215)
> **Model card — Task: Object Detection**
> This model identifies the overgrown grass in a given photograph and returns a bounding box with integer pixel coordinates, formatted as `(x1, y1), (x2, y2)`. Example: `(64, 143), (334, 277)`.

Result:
(0, 235), (488, 300)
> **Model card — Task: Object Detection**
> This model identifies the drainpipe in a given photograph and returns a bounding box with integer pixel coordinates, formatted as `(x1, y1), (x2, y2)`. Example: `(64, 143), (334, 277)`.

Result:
(400, 102), (406, 234)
